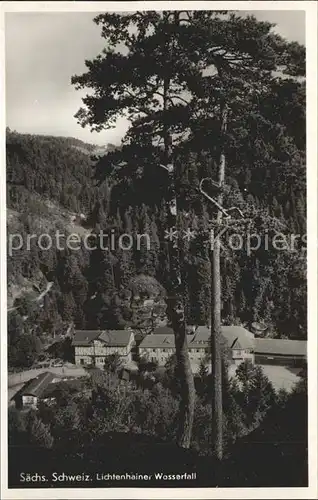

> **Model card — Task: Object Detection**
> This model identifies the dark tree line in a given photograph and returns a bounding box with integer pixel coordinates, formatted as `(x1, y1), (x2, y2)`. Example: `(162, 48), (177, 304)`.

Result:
(8, 361), (307, 487)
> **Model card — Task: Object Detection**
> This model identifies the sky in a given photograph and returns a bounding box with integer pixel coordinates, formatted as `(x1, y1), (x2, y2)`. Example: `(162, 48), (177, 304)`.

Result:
(5, 10), (306, 146)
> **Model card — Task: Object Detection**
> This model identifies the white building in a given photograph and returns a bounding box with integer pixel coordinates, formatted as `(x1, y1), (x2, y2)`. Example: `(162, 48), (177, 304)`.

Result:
(73, 329), (135, 368)
(139, 325), (255, 367)
(196, 325), (255, 365)
(139, 334), (178, 365)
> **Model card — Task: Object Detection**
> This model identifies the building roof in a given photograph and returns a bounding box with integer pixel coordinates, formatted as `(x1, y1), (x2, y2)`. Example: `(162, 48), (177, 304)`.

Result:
(222, 325), (255, 339)
(221, 326), (255, 350)
(19, 372), (55, 398)
(72, 330), (103, 346)
(140, 334), (176, 349)
(73, 329), (133, 347)
(193, 325), (254, 349)
(255, 338), (307, 357)
(139, 333), (210, 350)
(140, 325), (255, 350)
(231, 339), (244, 349)
(99, 330), (133, 347)
(139, 325), (307, 358)
(190, 326), (209, 342)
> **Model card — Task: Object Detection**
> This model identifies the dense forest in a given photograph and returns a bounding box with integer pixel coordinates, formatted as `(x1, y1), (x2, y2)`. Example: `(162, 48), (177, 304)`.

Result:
(6, 81), (306, 364)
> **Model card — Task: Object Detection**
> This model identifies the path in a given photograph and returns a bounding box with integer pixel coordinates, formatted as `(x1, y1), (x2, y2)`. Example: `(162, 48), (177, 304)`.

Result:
(8, 281), (54, 313)
(8, 364), (87, 389)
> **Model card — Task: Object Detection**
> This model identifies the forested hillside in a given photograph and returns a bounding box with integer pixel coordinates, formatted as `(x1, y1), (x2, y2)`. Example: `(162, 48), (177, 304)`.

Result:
(6, 129), (109, 214)
(7, 116), (305, 368)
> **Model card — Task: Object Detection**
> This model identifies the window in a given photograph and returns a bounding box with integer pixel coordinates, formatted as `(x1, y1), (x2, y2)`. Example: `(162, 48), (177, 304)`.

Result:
(152, 349), (156, 353)
(162, 349), (166, 352)
(23, 395), (34, 404)
(80, 358), (85, 365)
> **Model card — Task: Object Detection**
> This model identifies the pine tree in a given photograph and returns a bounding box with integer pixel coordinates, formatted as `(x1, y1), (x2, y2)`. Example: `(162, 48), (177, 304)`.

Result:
(73, 9), (212, 447)
(72, 9), (305, 450)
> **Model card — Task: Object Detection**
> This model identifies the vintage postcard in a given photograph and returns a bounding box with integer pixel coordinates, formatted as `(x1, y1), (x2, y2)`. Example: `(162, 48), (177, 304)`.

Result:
(0, 1), (317, 499)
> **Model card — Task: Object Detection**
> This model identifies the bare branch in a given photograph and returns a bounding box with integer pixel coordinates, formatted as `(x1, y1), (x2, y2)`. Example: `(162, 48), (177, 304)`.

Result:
(225, 206), (245, 218)
(199, 178), (230, 217)
(200, 178), (248, 220)
(158, 163), (174, 173)
(168, 95), (191, 107)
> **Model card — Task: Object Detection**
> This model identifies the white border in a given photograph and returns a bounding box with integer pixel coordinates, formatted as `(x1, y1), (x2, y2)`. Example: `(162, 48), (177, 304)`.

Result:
(0, 0), (316, 13)
(1, 2), (317, 499)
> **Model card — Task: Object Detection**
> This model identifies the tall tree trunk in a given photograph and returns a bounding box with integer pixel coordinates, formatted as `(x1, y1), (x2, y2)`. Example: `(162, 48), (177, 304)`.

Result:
(210, 104), (228, 460)
(162, 12), (195, 448)
(165, 160), (196, 448)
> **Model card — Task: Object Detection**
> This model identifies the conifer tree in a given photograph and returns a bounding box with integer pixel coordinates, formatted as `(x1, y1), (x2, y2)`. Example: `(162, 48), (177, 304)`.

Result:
(72, 9), (305, 450)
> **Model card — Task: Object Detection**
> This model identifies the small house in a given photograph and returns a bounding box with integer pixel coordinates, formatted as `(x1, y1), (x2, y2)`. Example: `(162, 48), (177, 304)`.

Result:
(12, 372), (56, 410)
